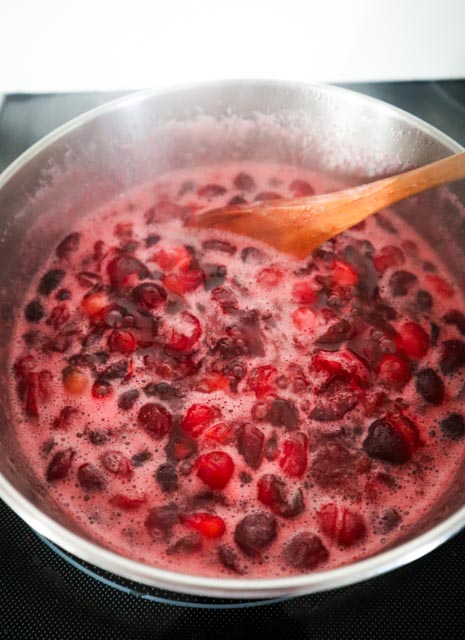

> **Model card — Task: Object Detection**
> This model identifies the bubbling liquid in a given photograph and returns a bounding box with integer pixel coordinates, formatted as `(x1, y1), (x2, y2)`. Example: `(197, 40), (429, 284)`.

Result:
(9, 162), (465, 578)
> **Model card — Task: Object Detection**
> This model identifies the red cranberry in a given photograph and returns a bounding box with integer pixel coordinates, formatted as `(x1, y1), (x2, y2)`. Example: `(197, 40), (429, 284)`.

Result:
(279, 432), (308, 477)
(292, 307), (316, 334)
(109, 493), (146, 509)
(257, 474), (304, 518)
(196, 451), (234, 490)
(100, 450), (133, 479)
(145, 503), (179, 538)
(289, 179), (314, 196)
(331, 260), (359, 286)
(155, 463), (179, 492)
(317, 503), (366, 546)
(415, 368), (445, 405)
(108, 329), (137, 354)
(164, 270), (205, 295)
(165, 312), (202, 352)
(283, 532), (328, 570)
(211, 287), (239, 313)
(378, 354), (411, 387)
(372, 246), (405, 273)
(132, 282), (167, 310)
(257, 266), (284, 288)
(425, 274), (454, 298)
(153, 245), (191, 271)
(138, 403), (172, 439)
(363, 414), (419, 464)
(292, 280), (317, 304)
(91, 379), (113, 399)
(398, 322), (428, 359)
(203, 422), (234, 444)
(180, 404), (217, 437)
(78, 463), (107, 492)
(234, 512), (277, 557)
(46, 448), (75, 481)
(237, 423), (264, 469)
(440, 340), (465, 374)
(247, 365), (277, 398)
(107, 254), (150, 289)
(38, 269), (65, 296)
(181, 512), (226, 538)
(145, 201), (185, 224)
(56, 232), (80, 260)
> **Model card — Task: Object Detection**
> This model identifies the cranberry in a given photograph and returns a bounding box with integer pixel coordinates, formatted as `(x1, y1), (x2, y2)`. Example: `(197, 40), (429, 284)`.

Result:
(107, 254), (150, 289)
(100, 360), (128, 380)
(377, 508), (402, 534)
(375, 214), (397, 234)
(237, 423), (264, 469)
(398, 321), (429, 359)
(317, 320), (353, 345)
(240, 247), (266, 264)
(247, 365), (277, 398)
(279, 432), (308, 477)
(155, 463), (179, 493)
(47, 304), (70, 329)
(217, 545), (243, 573)
(196, 451), (234, 490)
(199, 373), (230, 393)
(291, 307), (316, 334)
(331, 260), (359, 286)
(415, 290), (433, 311)
(440, 340), (465, 374)
(389, 270), (417, 296)
(76, 271), (102, 290)
(107, 329), (136, 354)
(197, 184), (227, 198)
(164, 269), (205, 295)
(309, 386), (358, 421)
(444, 309), (465, 335)
(234, 512), (277, 557)
(372, 246), (405, 273)
(425, 274), (454, 298)
(132, 282), (167, 310)
(257, 474), (304, 518)
(81, 291), (108, 318)
(145, 503), (179, 538)
(56, 232), (80, 259)
(292, 280), (317, 304)
(289, 178), (314, 196)
(211, 287), (239, 313)
(202, 422), (233, 444)
(78, 463), (107, 492)
(165, 430), (198, 461)
(56, 288), (71, 301)
(202, 239), (237, 255)
(255, 191), (282, 201)
(153, 245), (191, 271)
(283, 532), (328, 570)
(24, 299), (45, 323)
(109, 493), (146, 509)
(145, 201), (185, 224)
(91, 379), (113, 399)
(118, 389), (139, 410)
(265, 397), (299, 430)
(378, 354), (411, 387)
(203, 264), (227, 290)
(234, 172), (256, 191)
(145, 233), (161, 248)
(181, 512), (226, 538)
(138, 403), (172, 439)
(363, 414), (419, 464)
(52, 406), (78, 430)
(257, 266), (284, 288)
(181, 404), (217, 437)
(317, 503), (366, 546)
(415, 368), (444, 405)
(100, 450), (133, 478)
(131, 450), (152, 467)
(46, 448), (75, 481)
(167, 533), (203, 555)
(229, 195), (247, 206)
(38, 269), (65, 296)
(165, 312), (202, 352)
(440, 413), (465, 440)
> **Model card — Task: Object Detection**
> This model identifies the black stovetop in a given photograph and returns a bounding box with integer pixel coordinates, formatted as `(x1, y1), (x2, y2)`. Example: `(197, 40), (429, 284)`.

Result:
(1, 81), (465, 640)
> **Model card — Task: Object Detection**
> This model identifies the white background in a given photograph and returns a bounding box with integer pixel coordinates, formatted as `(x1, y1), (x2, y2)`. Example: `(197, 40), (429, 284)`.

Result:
(2, 0), (465, 93)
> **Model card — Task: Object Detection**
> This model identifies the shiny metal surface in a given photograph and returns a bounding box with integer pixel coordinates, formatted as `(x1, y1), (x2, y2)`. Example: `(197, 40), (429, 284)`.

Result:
(1, 80), (465, 598)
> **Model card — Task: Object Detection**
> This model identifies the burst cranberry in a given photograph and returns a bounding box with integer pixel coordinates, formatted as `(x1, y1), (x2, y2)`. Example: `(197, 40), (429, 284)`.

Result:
(100, 450), (133, 479)
(292, 307), (316, 334)
(290, 178), (314, 196)
(181, 404), (217, 437)
(198, 373), (230, 393)
(52, 406), (78, 430)
(118, 389), (139, 410)
(78, 463), (107, 492)
(164, 269), (205, 295)
(196, 451), (234, 490)
(398, 322), (429, 359)
(373, 246), (405, 273)
(415, 368), (445, 405)
(257, 474), (304, 518)
(132, 282), (167, 310)
(292, 280), (317, 304)
(56, 232), (80, 259)
(265, 397), (299, 430)
(145, 503), (179, 538)
(138, 403), (172, 439)
(62, 367), (88, 395)
(378, 354), (411, 387)
(389, 270), (417, 296)
(156, 463), (178, 492)
(39, 269), (65, 296)
(165, 430), (197, 461)
(108, 329), (137, 354)
(109, 493), (146, 509)
(165, 312), (202, 352)
(312, 442), (356, 492)
(203, 422), (234, 444)
(440, 339), (465, 374)
(153, 246), (191, 271)
(237, 423), (264, 469)
(217, 545), (243, 573)
(283, 532), (328, 570)
(107, 254), (150, 289)
(331, 260), (359, 286)
(363, 414), (419, 463)
(81, 291), (108, 317)
(211, 286), (239, 313)
(46, 448), (75, 481)
(425, 274), (454, 298)
(182, 513), (226, 538)
(91, 379), (113, 399)
(279, 432), (308, 477)
(47, 303), (70, 329)
(234, 512), (277, 557)
(317, 503), (366, 546)
(247, 365), (278, 398)
(257, 266), (284, 288)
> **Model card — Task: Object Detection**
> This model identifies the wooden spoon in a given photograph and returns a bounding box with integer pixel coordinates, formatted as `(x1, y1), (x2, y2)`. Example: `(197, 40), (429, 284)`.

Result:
(192, 152), (465, 259)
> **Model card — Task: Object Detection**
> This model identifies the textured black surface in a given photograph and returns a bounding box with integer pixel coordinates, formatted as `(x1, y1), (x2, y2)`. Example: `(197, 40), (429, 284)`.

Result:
(1, 82), (465, 639)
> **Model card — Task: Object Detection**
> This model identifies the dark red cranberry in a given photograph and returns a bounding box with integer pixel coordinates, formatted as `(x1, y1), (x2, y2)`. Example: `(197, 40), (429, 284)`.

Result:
(202, 239), (236, 255)
(255, 191), (282, 201)
(91, 379), (113, 399)
(24, 372), (39, 417)
(86, 429), (110, 445)
(144, 382), (181, 400)
(228, 195), (247, 206)
(312, 443), (356, 491)
(137, 403), (172, 439)
(388, 270), (417, 296)
(76, 271), (102, 289)
(165, 430), (197, 461)
(145, 233), (161, 248)
(234, 172), (256, 191)
(109, 493), (146, 509)
(373, 246), (405, 273)
(155, 463), (178, 493)
(107, 254), (150, 289)
(415, 368), (445, 405)
(444, 309), (465, 335)
(317, 503), (366, 546)
(47, 303), (70, 329)
(38, 269), (65, 296)
(197, 184), (227, 198)
(309, 389), (358, 422)
(167, 533), (202, 555)
(363, 415), (419, 464)
(56, 288), (71, 301)
(415, 290), (433, 311)
(56, 232), (80, 259)
(132, 282), (167, 310)
(378, 354), (411, 387)
(131, 450), (152, 467)
(203, 264), (227, 290)
(257, 474), (304, 518)
(211, 287), (239, 313)
(236, 423), (264, 469)
(52, 406), (78, 430)
(265, 398), (299, 430)
(234, 512), (277, 557)
(145, 201), (186, 224)
(375, 214), (397, 234)
(181, 404), (217, 437)
(440, 340), (465, 374)
(217, 545), (243, 573)
(279, 432), (308, 477)
(240, 247), (266, 264)
(100, 450), (133, 478)
(378, 508), (402, 534)
(78, 463), (107, 492)
(289, 178), (314, 196)
(440, 414), (465, 440)
(196, 451), (234, 490)
(108, 329), (137, 354)
(264, 434), (278, 461)
(145, 503), (179, 538)
(283, 532), (328, 570)
(46, 448), (75, 481)
(317, 320), (353, 345)
(118, 389), (139, 410)
(24, 299), (45, 323)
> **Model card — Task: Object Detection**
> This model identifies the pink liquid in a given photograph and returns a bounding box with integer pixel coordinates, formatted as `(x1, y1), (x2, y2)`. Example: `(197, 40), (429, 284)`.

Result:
(9, 162), (465, 578)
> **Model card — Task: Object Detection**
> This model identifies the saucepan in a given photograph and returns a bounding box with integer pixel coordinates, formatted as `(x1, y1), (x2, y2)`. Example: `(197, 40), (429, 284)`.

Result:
(0, 81), (465, 599)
